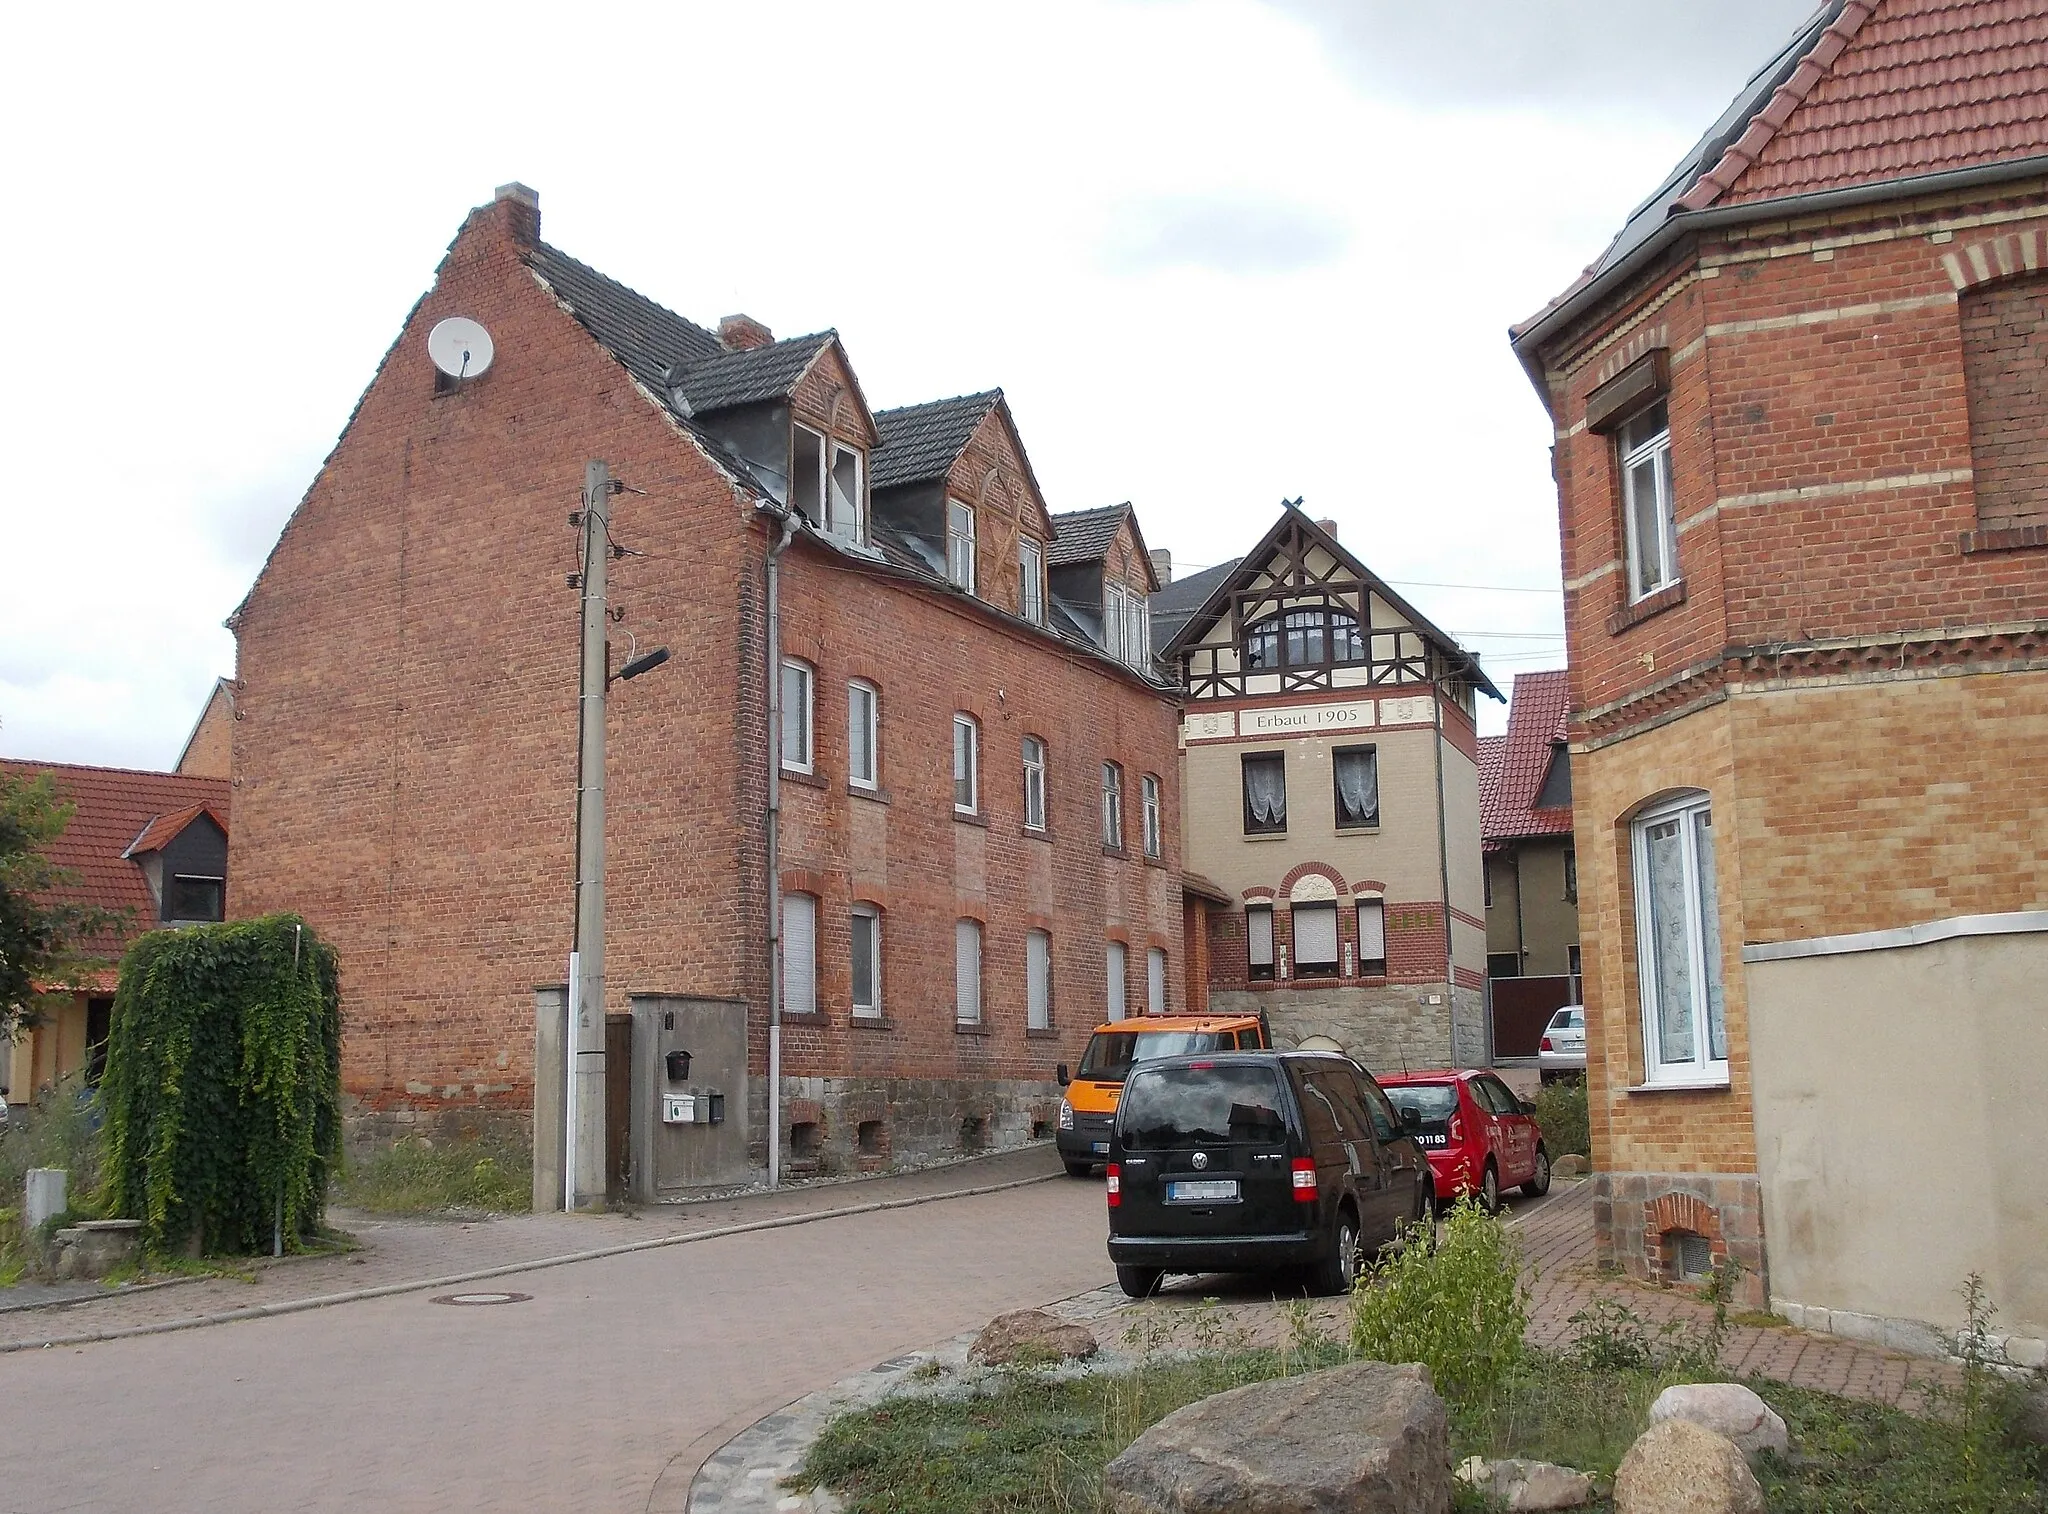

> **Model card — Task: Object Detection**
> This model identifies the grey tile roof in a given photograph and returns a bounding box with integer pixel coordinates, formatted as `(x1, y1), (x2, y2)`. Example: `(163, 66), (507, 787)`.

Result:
(527, 241), (830, 418)
(1148, 557), (1241, 647)
(1048, 504), (1131, 566)
(871, 391), (1002, 489)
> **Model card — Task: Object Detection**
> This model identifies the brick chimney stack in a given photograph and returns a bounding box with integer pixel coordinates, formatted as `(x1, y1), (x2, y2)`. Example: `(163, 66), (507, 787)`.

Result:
(1150, 548), (1173, 585)
(491, 182), (540, 245)
(1316, 518), (1340, 540)
(718, 315), (774, 352)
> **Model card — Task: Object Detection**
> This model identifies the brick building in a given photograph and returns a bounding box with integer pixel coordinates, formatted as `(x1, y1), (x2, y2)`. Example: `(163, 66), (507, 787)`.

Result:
(1151, 506), (1499, 1071)
(1478, 670), (1581, 1058)
(1, 759), (229, 1100)
(228, 186), (1181, 1184)
(1512, 0), (2047, 1352)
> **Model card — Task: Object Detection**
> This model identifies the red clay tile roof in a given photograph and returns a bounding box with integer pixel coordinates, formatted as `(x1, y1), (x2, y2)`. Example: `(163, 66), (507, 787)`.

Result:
(123, 801), (228, 859)
(1682, 0), (2048, 210)
(0, 760), (230, 960)
(1479, 670), (1573, 846)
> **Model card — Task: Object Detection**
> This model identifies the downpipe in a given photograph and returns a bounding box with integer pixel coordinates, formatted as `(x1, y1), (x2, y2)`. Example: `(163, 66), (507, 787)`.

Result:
(764, 510), (796, 1188)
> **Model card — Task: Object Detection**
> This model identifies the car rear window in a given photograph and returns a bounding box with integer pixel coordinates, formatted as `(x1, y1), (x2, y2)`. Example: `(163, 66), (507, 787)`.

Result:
(1549, 1007), (1584, 1031)
(1382, 1083), (1459, 1122)
(1118, 1064), (1288, 1148)
(1078, 1029), (1225, 1082)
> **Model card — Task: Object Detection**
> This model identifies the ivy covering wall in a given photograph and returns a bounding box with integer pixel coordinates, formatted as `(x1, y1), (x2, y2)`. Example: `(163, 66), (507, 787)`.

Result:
(102, 914), (341, 1254)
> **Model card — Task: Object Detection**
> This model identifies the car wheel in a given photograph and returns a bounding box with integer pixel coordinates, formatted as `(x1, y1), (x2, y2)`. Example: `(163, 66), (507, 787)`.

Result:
(1479, 1160), (1501, 1214)
(1116, 1265), (1163, 1299)
(1062, 1159), (1095, 1178)
(1521, 1144), (1552, 1198)
(1311, 1210), (1361, 1296)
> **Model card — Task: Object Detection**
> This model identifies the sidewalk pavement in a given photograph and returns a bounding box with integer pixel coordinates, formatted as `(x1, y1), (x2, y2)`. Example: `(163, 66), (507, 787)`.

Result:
(0, 1143), (1060, 1351)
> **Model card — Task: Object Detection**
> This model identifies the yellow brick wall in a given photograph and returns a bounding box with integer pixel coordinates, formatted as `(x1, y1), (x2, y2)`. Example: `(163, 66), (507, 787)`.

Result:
(1575, 700), (1758, 1178)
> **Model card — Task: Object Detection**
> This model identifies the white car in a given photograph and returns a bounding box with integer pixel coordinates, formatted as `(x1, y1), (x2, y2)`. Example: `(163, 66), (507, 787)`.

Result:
(1537, 1006), (1586, 1083)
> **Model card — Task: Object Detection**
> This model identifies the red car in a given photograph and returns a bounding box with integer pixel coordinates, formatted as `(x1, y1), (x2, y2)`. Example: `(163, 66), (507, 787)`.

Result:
(1377, 1069), (1550, 1213)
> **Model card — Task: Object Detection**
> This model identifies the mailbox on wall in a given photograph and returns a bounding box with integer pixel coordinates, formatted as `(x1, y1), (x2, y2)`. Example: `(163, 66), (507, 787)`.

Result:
(629, 994), (748, 1198)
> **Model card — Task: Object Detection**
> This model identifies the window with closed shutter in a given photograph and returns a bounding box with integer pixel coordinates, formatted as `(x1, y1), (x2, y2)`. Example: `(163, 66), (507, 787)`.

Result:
(851, 904), (881, 1017)
(782, 893), (817, 1016)
(1147, 947), (1166, 1014)
(1294, 903), (1338, 976)
(1106, 942), (1127, 1021)
(1026, 929), (1052, 1030)
(955, 919), (982, 1023)
(1247, 905), (1275, 981)
(1357, 898), (1386, 972)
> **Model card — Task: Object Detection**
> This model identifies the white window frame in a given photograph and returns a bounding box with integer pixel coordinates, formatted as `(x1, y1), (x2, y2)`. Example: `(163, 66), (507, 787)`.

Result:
(850, 903), (882, 1019)
(1106, 941), (1128, 1021)
(828, 441), (865, 543)
(947, 498), (977, 593)
(1619, 402), (1679, 602)
(1026, 928), (1052, 1031)
(1146, 947), (1167, 1015)
(780, 658), (814, 774)
(1022, 735), (1047, 832)
(1019, 538), (1044, 625)
(1356, 898), (1386, 974)
(1104, 581), (1128, 661)
(955, 918), (983, 1024)
(1247, 904), (1276, 980)
(782, 892), (818, 1017)
(953, 713), (980, 814)
(791, 423), (826, 524)
(1101, 761), (1124, 849)
(847, 679), (879, 791)
(1141, 773), (1161, 859)
(1630, 790), (1728, 1086)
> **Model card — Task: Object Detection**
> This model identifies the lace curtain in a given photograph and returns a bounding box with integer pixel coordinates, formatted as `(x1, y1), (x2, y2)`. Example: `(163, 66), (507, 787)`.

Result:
(1336, 750), (1378, 824)
(1245, 759), (1286, 826)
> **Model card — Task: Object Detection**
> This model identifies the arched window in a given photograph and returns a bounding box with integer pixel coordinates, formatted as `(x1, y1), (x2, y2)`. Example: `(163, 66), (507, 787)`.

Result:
(1242, 607), (1365, 668)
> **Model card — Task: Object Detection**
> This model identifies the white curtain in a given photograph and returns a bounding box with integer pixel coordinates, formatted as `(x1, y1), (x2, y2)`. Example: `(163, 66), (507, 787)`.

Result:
(955, 920), (982, 1023)
(1644, 818), (1695, 1063)
(1027, 931), (1051, 1030)
(782, 894), (817, 1017)
(1245, 758), (1286, 826)
(1694, 809), (1726, 1061)
(1336, 749), (1378, 825)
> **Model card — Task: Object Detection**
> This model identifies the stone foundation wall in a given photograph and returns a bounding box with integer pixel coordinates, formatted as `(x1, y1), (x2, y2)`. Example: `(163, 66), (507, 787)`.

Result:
(341, 1099), (532, 1170)
(1594, 1170), (1768, 1310)
(748, 1076), (1063, 1179)
(1210, 981), (1461, 1075)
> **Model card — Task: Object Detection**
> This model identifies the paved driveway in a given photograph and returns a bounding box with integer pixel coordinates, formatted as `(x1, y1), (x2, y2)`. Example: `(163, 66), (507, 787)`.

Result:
(0, 1155), (1113, 1514)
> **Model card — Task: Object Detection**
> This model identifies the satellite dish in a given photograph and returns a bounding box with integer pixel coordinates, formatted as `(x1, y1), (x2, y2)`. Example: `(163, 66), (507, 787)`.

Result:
(428, 317), (495, 380)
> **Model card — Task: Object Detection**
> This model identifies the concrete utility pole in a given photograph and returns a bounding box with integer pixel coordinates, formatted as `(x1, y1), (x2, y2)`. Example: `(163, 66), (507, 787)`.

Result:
(572, 459), (611, 1209)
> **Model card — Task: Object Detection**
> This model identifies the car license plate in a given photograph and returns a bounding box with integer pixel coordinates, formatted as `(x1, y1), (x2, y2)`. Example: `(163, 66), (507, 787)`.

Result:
(1167, 1179), (1239, 1202)
(1091, 1141), (1109, 1154)
(1419, 1134), (1447, 1147)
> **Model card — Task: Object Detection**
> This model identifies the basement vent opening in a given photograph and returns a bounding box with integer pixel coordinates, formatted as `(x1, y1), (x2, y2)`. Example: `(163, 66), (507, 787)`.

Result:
(857, 1119), (885, 1155)
(1668, 1229), (1713, 1282)
(960, 1115), (989, 1151)
(790, 1121), (823, 1157)
(1030, 1119), (1051, 1141)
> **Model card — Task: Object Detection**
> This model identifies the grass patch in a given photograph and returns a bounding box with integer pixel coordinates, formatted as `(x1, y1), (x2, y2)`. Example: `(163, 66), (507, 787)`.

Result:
(0, 1077), (107, 1280)
(332, 1134), (531, 1215)
(797, 1352), (2044, 1514)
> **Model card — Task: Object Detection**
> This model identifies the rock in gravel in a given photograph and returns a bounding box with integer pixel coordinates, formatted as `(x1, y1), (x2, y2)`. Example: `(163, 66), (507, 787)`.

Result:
(966, 1308), (1098, 1366)
(1614, 1419), (1765, 1514)
(1104, 1360), (1449, 1514)
(1456, 1454), (1597, 1509)
(1648, 1382), (1789, 1458)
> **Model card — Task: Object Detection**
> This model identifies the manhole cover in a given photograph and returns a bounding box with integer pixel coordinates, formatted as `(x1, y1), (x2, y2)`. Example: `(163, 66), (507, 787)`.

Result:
(431, 1290), (532, 1306)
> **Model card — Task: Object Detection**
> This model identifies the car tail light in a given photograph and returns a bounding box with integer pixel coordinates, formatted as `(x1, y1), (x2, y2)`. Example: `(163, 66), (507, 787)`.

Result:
(1290, 1157), (1318, 1202)
(1106, 1164), (1121, 1208)
(1448, 1113), (1464, 1143)
(1540, 1036), (1554, 1053)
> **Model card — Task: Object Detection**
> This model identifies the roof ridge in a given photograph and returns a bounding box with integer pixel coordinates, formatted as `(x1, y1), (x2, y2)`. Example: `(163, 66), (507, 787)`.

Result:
(0, 757), (230, 783)
(529, 240), (723, 354)
(874, 389), (1003, 419)
(1677, 0), (1879, 211)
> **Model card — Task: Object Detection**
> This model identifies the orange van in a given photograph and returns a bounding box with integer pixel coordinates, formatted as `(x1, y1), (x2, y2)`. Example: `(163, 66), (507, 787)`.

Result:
(1054, 1012), (1272, 1176)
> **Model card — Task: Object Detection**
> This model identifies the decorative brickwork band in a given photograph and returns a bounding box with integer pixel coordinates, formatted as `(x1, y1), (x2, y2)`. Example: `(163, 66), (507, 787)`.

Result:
(1942, 228), (2046, 292)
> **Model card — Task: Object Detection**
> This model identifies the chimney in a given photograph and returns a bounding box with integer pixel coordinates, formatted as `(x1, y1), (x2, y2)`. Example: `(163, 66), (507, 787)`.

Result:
(491, 182), (540, 245)
(1316, 518), (1340, 540)
(1150, 548), (1173, 585)
(718, 314), (774, 352)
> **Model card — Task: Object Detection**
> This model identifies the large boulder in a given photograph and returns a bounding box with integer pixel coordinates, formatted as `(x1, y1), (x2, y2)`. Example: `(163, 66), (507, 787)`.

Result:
(1103, 1360), (1450, 1514)
(1455, 1455), (1597, 1509)
(1614, 1420), (1765, 1514)
(1648, 1383), (1789, 1459)
(967, 1308), (1098, 1366)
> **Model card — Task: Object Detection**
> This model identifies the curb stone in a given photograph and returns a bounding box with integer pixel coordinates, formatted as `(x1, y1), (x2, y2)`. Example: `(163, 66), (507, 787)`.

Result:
(0, 1169), (1057, 1354)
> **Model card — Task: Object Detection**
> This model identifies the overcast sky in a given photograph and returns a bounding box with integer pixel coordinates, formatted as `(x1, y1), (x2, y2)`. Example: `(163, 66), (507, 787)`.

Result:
(0, 0), (1819, 766)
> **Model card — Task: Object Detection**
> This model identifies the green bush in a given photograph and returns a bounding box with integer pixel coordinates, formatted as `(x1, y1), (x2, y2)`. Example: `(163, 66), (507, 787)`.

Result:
(101, 914), (341, 1254)
(1533, 1078), (1589, 1158)
(1350, 1197), (1529, 1405)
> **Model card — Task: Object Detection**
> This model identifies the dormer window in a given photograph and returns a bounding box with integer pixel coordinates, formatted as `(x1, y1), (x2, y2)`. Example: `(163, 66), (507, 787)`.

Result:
(792, 424), (825, 524)
(948, 499), (977, 592)
(791, 425), (865, 543)
(1103, 581), (1151, 671)
(166, 875), (225, 924)
(1019, 538), (1044, 624)
(828, 442), (864, 542)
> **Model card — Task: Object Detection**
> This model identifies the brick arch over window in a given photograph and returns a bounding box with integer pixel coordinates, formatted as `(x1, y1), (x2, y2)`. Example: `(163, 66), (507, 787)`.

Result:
(1645, 1190), (1727, 1282)
(1941, 229), (2045, 294)
(1590, 323), (1669, 388)
(1280, 861), (1348, 899)
(1241, 885), (1277, 902)
(1347, 877), (1387, 896)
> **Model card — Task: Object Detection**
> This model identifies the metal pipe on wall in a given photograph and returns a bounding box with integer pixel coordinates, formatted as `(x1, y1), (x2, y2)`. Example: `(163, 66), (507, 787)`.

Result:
(763, 510), (796, 1188)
